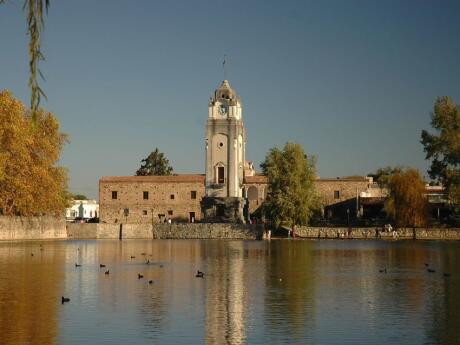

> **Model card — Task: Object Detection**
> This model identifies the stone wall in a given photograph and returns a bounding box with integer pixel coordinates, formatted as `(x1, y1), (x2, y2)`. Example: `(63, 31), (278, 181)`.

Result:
(0, 216), (66, 240)
(66, 223), (98, 239)
(67, 223), (264, 240)
(315, 178), (370, 206)
(99, 175), (205, 224)
(295, 226), (460, 240)
(99, 175), (377, 224)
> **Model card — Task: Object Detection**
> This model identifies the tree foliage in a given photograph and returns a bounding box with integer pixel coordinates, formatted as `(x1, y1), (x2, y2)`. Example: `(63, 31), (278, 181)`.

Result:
(136, 148), (173, 176)
(0, 90), (69, 216)
(421, 96), (460, 204)
(368, 166), (402, 188)
(71, 194), (87, 200)
(1, 0), (50, 123)
(384, 168), (428, 227)
(261, 142), (319, 228)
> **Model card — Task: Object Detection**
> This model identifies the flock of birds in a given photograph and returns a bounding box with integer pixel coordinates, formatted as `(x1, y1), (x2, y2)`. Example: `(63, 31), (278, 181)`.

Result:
(379, 263), (452, 277)
(60, 249), (205, 304)
(35, 245), (454, 305)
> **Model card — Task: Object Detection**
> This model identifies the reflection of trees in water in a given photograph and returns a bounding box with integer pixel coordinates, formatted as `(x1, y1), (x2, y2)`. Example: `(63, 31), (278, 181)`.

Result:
(264, 240), (316, 341)
(0, 243), (64, 345)
(425, 243), (460, 345)
(205, 241), (247, 345)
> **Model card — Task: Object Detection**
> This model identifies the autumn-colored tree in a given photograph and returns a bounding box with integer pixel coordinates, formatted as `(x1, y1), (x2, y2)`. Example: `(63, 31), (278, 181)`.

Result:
(261, 142), (319, 228)
(384, 168), (428, 227)
(135, 148), (173, 176)
(0, 90), (70, 216)
(421, 96), (460, 205)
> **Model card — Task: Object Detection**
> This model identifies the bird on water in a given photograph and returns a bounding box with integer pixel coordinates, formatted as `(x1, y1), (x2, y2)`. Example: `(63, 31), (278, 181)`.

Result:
(138, 273), (144, 279)
(61, 296), (70, 304)
(100, 264), (106, 268)
(196, 270), (204, 278)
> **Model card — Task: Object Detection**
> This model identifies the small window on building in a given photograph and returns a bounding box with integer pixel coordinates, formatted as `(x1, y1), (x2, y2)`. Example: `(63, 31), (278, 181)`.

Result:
(143, 191), (149, 200)
(168, 210), (173, 216)
(112, 191), (118, 199)
(143, 210), (148, 216)
(170, 194), (175, 200)
(218, 166), (225, 184)
(191, 191), (197, 199)
(334, 190), (340, 199)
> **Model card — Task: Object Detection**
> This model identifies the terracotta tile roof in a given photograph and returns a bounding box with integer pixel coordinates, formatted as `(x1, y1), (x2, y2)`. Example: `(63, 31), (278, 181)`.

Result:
(243, 175), (370, 184)
(100, 174), (205, 183)
(316, 177), (369, 182)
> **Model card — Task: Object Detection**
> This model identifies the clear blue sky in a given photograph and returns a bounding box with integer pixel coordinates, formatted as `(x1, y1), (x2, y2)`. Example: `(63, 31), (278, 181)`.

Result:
(1, 0), (460, 199)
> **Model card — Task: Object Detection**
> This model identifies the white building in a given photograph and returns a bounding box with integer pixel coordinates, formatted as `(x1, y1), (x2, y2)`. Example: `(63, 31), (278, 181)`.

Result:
(66, 200), (99, 221)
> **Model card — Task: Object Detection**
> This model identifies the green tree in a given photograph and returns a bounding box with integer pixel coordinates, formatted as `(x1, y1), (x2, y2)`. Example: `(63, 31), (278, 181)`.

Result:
(368, 166), (402, 188)
(421, 96), (460, 205)
(71, 194), (87, 200)
(384, 168), (428, 227)
(135, 148), (173, 176)
(1, 0), (50, 122)
(261, 142), (319, 228)
(0, 90), (70, 216)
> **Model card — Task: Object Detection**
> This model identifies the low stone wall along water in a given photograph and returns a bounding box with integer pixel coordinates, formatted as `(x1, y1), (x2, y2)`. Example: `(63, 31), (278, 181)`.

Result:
(295, 226), (460, 240)
(2, 216), (460, 241)
(67, 222), (264, 240)
(0, 216), (66, 240)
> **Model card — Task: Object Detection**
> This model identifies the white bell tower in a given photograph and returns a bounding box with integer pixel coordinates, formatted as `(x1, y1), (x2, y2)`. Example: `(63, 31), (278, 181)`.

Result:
(202, 80), (246, 222)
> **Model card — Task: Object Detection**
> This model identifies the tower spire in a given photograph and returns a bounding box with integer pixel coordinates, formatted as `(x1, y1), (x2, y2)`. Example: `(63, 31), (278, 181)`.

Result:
(223, 54), (227, 80)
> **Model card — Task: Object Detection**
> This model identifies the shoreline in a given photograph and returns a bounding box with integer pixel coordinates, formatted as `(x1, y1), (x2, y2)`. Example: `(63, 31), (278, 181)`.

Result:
(1, 216), (460, 241)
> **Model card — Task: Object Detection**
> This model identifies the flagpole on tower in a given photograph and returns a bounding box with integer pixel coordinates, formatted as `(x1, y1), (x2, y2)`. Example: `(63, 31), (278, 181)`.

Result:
(223, 54), (227, 81)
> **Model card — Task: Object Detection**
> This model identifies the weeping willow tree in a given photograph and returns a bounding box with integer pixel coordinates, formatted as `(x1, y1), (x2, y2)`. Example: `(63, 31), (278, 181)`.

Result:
(384, 168), (429, 227)
(1, 0), (50, 124)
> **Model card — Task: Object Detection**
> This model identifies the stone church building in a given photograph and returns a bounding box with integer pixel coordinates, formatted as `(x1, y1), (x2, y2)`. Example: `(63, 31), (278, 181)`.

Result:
(99, 80), (372, 224)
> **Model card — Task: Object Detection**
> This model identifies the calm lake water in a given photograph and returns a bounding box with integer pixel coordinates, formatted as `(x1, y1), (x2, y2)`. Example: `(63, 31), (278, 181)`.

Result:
(0, 239), (459, 345)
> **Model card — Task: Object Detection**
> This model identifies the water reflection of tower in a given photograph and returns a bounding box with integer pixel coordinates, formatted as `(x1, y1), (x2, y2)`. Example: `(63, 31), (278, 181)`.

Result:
(205, 241), (245, 345)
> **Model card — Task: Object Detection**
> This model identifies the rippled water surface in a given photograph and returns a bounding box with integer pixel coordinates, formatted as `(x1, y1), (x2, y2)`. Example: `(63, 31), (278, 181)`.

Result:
(0, 239), (459, 345)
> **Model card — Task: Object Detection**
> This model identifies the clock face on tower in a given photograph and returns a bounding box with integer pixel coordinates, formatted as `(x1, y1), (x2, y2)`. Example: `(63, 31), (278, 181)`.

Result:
(219, 102), (228, 116)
